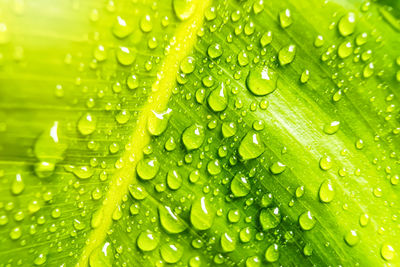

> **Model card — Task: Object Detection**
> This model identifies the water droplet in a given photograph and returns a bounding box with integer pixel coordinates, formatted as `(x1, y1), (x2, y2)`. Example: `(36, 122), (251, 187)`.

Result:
(139, 15), (152, 32)
(279, 9), (292, 28)
(338, 41), (353, 58)
(9, 226), (22, 240)
(314, 35), (324, 47)
(208, 82), (228, 112)
(182, 124), (205, 150)
(319, 155), (332, 170)
(323, 121), (340, 134)
(167, 169), (182, 190)
(11, 174), (24, 195)
(299, 211), (316, 230)
(238, 132), (264, 160)
(231, 174), (250, 197)
(238, 50), (249, 66)
(165, 136), (177, 151)
(0, 23), (10, 44)
(137, 158), (160, 180)
(173, 0), (195, 21)
(112, 16), (132, 38)
(359, 213), (369, 227)
(207, 159), (221, 175)
(363, 62), (374, 78)
(227, 209), (240, 223)
(265, 244), (279, 262)
(246, 255), (261, 267)
(93, 45), (107, 62)
(137, 230), (159, 251)
(221, 232), (236, 252)
(160, 243), (184, 263)
(344, 230), (359, 246)
(116, 46), (135, 66)
(89, 242), (113, 267)
(208, 43), (223, 59)
(338, 12), (356, 36)
(205, 6), (216, 21)
(356, 32), (368, 46)
(253, 0), (264, 14)
(127, 74), (139, 90)
(190, 197), (214, 230)
(159, 206), (186, 234)
(147, 108), (172, 136)
(303, 244), (313, 256)
(259, 207), (281, 230)
(381, 243), (395, 261)
(222, 122), (237, 138)
(270, 161), (286, 174)
(300, 69), (310, 83)
(296, 186), (305, 198)
(279, 44), (296, 65)
(115, 110), (130, 124)
(78, 113), (96, 135)
(246, 67), (277, 96)
(180, 56), (196, 74)
(129, 184), (148, 200)
(319, 180), (334, 203)
(33, 253), (47, 266)
(260, 31), (272, 47)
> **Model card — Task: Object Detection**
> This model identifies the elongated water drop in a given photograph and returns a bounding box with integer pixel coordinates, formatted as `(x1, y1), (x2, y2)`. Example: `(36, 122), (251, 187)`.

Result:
(231, 174), (250, 197)
(147, 108), (172, 136)
(221, 232), (236, 252)
(246, 67), (277, 96)
(265, 244), (279, 262)
(208, 82), (228, 112)
(338, 41), (353, 58)
(190, 197), (214, 230)
(173, 0), (195, 21)
(78, 113), (96, 135)
(279, 9), (292, 28)
(363, 62), (374, 78)
(279, 44), (296, 65)
(11, 174), (24, 195)
(319, 180), (335, 203)
(239, 132), (264, 160)
(338, 12), (356, 36)
(260, 31), (272, 47)
(182, 124), (205, 150)
(159, 206), (187, 234)
(89, 242), (113, 267)
(167, 169), (182, 190)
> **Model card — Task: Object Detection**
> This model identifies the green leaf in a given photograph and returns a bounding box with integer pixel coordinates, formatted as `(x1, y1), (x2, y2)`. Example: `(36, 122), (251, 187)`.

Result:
(0, 0), (399, 266)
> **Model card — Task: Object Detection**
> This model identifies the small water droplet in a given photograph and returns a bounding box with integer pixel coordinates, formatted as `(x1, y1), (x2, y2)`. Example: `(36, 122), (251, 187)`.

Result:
(323, 121), (340, 135)
(270, 161), (286, 174)
(160, 243), (184, 263)
(279, 44), (296, 65)
(77, 113), (96, 135)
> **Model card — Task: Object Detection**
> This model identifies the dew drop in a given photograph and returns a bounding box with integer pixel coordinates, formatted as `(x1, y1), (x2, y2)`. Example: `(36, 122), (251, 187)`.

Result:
(344, 230), (359, 246)
(338, 41), (353, 58)
(89, 242), (113, 267)
(139, 15), (152, 32)
(182, 124), (205, 150)
(137, 158), (160, 180)
(116, 47), (135, 66)
(300, 69), (310, 83)
(137, 230), (159, 251)
(160, 243), (184, 263)
(159, 206), (186, 234)
(246, 67), (277, 96)
(381, 243), (395, 261)
(338, 12), (356, 36)
(11, 174), (24, 195)
(147, 108), (172, 136)
(279, 44), (296, 65)
(238, 132), (264, 160)
(180, 56), (196, 74)
(208, 82), (228, 112)
(270, 161), (286, 174)
(77, 113), (96, 135)
(319, 180), (335, 203)
(279, 9), (292, 28)
(323, 121), (340, 134)
(190, 197), (214, 230)
(112, 16), (132, 38)
(319, 155), (333, 170)
(173, 0), (196, 21)
(208, 43), (223, 59)
(167, 169), (183, 190)
(299, 211), (316, 230)
(222, 122), (237, 138)
(231, 174), (250, 197)
(260, 31), (272, 47)
(259, 207), (281, 230)
(265, 244), (279, 262)
(221, 232), (236, 252)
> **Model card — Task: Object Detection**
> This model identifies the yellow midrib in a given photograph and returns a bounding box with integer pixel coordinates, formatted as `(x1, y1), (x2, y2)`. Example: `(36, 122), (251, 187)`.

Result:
(77, 0), (210, 265)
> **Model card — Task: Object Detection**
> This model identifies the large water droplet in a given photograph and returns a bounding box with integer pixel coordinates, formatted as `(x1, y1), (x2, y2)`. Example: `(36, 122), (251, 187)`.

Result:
(259, 207), (281, 230)
(265, 244), (279, 262)
(182, 124), (205, 150)
(116, 47), (135, 66)
(323, 121), (340, 134)
(344, 230), (359, 246)
(299, 211), (316, 230)
(338, 12), (356, 37)
(208, 82), (228, 112)
(190, 197), (214, 230)
(112, 16), (132, 38)
(167, 169), (182, 190)
(160, 243), (184, 263)
(159, 206), (187, 234)
(77, 113), (96, 135)
(147, 108), (172, 136)
(137, 230), (159, 251)
(221, 232), (236, 252)
(279, 9), (292, 28)
(208, 43), (223, 59)
(173, 0), (196, 21)
(137, 158), (160, 180)
(319, 180), (334, 203)
(238, 132), (264, 160)
(231, 174), (250, 197)
(279, 44), (296, 65)
(381, 243), (395, 261)
(246, 67), (277, 96)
